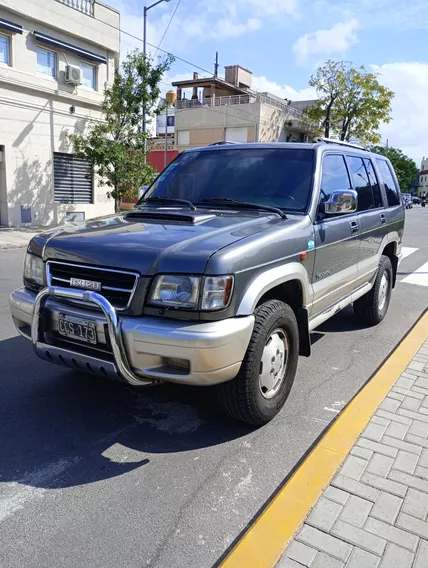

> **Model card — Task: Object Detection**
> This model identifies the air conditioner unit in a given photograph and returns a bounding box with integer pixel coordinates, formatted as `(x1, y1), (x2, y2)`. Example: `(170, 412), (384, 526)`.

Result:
(65, 65), (82, 86)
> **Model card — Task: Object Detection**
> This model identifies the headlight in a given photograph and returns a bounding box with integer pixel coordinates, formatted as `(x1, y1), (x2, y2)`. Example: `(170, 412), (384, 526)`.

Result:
(149, 274), (234, 311)
(201, 276), (233, 310)
(150, 275), (201, 309)
(24, 252), (44, 286)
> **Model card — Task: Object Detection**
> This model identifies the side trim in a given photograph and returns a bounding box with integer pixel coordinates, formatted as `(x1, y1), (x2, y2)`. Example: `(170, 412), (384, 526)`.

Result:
(33, 31), (107, 64)
(236, 263), (312, 316)
(308, 282), (371, 332)
(0, 18), (23, 34)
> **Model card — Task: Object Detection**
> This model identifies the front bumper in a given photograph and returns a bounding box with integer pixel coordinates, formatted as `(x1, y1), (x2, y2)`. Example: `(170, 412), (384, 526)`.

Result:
(10, 287), (254, 387)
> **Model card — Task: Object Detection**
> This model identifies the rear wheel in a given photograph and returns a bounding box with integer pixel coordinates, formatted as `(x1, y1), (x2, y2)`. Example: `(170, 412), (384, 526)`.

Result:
(217, 300), (299, 425)
(354, 255), (393, 326)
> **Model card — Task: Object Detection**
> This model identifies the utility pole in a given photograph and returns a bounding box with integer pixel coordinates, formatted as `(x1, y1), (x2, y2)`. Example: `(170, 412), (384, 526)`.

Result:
(214, 52), (219, 78)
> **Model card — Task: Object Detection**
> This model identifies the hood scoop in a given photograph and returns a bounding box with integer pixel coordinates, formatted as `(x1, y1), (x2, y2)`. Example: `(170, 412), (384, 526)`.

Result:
(125, 209), (216, 224)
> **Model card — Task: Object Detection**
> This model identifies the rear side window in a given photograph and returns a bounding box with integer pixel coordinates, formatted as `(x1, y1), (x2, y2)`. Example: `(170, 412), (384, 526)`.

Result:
(320, 155), (351, 205)
(376, 159), (401, 207)
(347, 156), (374, 211)
(364, 159), (383, 208)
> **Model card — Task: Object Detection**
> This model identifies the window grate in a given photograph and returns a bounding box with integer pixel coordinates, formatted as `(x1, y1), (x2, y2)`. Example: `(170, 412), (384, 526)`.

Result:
(53, 152), (93, 204)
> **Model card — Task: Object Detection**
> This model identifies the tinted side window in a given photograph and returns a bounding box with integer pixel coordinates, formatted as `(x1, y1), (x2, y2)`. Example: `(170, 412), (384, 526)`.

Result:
(364, 159), (383, 208)
(376, 159), (400, 206)
(347, 156), (374, 211)
(320, 155), (351, 206)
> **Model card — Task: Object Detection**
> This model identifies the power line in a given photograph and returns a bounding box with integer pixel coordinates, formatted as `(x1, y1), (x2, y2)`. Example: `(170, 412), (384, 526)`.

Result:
(154, 0), (182, 58)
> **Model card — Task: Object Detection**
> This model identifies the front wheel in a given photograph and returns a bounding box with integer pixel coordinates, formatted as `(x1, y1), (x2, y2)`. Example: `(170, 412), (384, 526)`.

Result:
(354, 255), (393, 326)
(217, 300), (299, 425)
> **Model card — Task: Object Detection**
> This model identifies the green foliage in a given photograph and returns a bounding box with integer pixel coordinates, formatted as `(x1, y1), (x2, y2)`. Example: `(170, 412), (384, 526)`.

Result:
(371, 145), (419, 191)
(304, 60), (394, 146)
(70, 50), (174, 211)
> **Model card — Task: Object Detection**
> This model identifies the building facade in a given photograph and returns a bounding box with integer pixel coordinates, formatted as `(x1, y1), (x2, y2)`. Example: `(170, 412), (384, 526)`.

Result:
(0, 0), (119, 227)
(172, 65), (317, 152)
(419, 157), (428, 197)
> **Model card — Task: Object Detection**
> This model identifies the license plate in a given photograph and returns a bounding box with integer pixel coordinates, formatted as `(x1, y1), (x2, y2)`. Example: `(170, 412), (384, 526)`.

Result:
(58, 314), (97, 345)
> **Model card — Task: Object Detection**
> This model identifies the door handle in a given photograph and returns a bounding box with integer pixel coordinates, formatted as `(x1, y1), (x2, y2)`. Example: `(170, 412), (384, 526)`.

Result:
(380, 214), (386, 224)
(350, 221), (359, 234)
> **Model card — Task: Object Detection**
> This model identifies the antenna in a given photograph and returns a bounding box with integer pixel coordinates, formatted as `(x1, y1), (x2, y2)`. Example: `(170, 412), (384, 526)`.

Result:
(214, 52), (219, 78)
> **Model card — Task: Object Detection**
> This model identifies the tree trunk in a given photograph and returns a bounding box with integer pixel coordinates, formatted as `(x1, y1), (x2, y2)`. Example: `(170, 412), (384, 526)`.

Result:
(115, 196), (121, 213)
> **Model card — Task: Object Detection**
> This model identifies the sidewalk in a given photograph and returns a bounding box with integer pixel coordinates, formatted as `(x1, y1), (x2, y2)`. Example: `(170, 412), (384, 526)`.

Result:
(220, 312), (428, 568)
(0, 227), (38, 250)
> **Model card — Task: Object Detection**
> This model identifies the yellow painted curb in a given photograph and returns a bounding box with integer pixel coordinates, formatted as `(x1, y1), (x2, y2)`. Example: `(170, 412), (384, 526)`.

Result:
(220, 311), (428, 568)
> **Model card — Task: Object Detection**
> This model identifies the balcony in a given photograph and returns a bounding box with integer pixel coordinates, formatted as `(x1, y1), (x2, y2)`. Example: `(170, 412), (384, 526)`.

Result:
(56, 0), (94, 16)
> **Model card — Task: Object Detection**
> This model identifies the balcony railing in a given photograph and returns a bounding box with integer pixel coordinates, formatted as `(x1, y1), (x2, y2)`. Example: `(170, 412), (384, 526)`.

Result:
(56, 0), (95, 16)
(175, 92), (305, 120)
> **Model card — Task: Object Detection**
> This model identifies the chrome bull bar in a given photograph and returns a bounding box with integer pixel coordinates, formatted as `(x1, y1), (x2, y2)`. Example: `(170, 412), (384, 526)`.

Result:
(31, 286), (158, 387)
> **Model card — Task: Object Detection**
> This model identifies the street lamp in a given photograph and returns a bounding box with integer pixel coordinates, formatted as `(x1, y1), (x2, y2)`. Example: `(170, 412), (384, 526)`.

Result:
(142, 0), (171, 148)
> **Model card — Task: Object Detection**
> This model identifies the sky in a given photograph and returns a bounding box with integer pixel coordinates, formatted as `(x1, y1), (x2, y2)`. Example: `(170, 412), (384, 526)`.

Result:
(105, 0), (428, 165)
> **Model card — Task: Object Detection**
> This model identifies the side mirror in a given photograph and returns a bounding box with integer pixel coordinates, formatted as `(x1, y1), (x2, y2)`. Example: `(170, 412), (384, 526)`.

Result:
(324, 190), (358, 215)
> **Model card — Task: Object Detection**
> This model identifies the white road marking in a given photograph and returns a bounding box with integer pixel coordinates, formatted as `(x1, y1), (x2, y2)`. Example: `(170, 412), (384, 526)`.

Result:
(402, 261), (428, 288)
(324, 407), (340, 413)
(401, 247), (419, 260)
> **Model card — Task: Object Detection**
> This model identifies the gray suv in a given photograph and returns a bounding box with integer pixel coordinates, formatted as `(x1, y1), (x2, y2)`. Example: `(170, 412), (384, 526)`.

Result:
(10, 140), (405, 425)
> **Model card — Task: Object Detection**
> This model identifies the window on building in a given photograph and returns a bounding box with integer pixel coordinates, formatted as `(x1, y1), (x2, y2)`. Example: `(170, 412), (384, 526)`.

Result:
(80, 61), (96, 89)
(376, 159), (401, 207)
(364, 159), (383, 208)
(53, 152), (93, 204)
(37, 47), (56, 78)
(0, 34), (9, 65)
(320, 155), (351, 206)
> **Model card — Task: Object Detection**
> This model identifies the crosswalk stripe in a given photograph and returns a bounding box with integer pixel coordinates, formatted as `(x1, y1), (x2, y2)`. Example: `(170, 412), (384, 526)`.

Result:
(402, 261), (428, 287)
(401, 247), (419, 260)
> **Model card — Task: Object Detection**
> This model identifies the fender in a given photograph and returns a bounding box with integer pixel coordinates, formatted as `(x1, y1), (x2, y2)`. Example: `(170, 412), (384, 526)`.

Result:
(236, 262), (313, 316)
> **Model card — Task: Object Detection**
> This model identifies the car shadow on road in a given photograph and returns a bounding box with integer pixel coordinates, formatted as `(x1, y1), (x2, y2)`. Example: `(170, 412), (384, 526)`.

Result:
(0, 335), (252, 490)
(318, 305), (365, 333)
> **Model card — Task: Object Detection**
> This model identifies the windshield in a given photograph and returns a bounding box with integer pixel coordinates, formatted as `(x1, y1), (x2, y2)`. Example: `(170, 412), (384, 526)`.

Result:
(140, 148), (315, 214)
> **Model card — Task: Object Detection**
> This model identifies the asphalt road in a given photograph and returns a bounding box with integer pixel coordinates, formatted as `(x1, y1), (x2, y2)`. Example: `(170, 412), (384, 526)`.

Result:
(0, 207), (427, 568)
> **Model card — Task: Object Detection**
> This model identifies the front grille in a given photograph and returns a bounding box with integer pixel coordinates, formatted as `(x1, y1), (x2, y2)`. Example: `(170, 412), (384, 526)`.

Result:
(47, 261), (138, 310)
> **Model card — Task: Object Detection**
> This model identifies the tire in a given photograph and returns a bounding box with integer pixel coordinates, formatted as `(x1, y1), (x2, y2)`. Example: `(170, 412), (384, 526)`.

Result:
(354, 255), (393, 327)
(217, 300), (299, 425)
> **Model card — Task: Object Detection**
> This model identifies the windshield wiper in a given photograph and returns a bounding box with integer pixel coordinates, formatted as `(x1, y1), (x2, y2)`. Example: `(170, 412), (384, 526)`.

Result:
(200, 198), (287, 219)
(137, 196), (196, 211)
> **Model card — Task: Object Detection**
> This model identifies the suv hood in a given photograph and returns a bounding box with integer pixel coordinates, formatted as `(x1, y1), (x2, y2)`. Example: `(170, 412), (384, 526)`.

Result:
(39, 211), (283, 274)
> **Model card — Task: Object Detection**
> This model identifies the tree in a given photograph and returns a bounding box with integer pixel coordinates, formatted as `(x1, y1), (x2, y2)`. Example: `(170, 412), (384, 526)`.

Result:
(370, 145), (419, 191)
(305, 60), (394, 146)
(70, 50), (174, 212)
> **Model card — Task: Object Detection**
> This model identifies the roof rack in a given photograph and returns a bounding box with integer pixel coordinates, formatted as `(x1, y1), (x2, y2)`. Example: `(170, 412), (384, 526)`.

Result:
(314, 137), (367, 151)
(209, 141), (239, 146)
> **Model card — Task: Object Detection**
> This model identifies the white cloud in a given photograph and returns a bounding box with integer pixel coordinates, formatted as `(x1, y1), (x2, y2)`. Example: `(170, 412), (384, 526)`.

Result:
(234, 0), (299, 15)
(293, 19), (359, 65)
(213, 17), (261, 38)
(373, 62), (428, 165)
(251, 75), (316, 101)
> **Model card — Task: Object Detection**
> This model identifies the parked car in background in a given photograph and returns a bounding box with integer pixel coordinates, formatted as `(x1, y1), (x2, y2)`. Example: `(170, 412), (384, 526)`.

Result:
(413, 196), (421, 205)
(10, 139), (405, 425)
(402, 193), (413, 209)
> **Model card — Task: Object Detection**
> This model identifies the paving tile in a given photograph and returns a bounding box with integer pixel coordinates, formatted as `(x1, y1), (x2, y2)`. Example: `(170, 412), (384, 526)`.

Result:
(378, 543), (414, 568)
(402, 488), (428, 521)
(388, 391), (405, 402)
(393, 387), (423, 400)
(296, 526), (353, 562)
(307, 497), (343, 532)
(379, 398), (401, 413)
(415, 465), (428, 480)
(409, 361), (425, 372)
(401, 396), (422, 412)
(384, 421), (409, 441)
(415, 378), (428, 391)
(344, 547), (379, 568)
(398, 408), (428, 424)
(381, 435), (422, 456)
(361, 472), (408, 497)
(406, 434), (428, 449)
(312, 552), (344, 568)
(350, 446), (373, 461)
(413, 539), (428, 568)
(277, 556), (304, 568)
(339, 495), (372, 528)
(396, 512), (428, 538)
(332, 475), (379, 503)
(362, 422), (388, 443)
(324, 486), (350, 506)
(364, 517), (419, 552)
(422, 396), (428, 408)
(371, 491), (403, 524)
(388, 469), (428, 493)
(393, 450), (419, 474)
(371, 416), (390, 427)
(396, 377), (416, 390)
(412, 386), (428, 396)
(376, 410), (412, 426)
(408, 421), (428, 439)
(331, 520), (386, 555)
(340, 455), (368, 481)
(420, 449), (428, 468)
(356, 438), (398, 458)
(366, 454), (394, 478)
(286, 540), (318, 567)
(419, 407), (428, 416)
